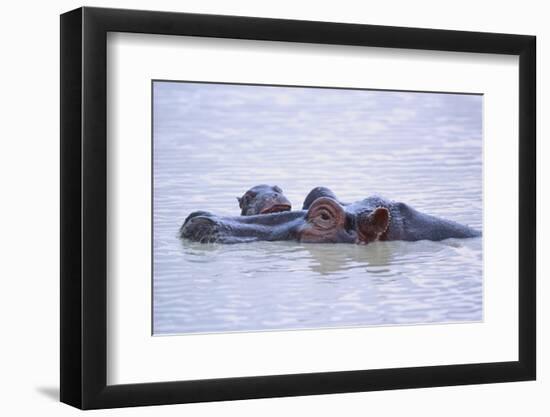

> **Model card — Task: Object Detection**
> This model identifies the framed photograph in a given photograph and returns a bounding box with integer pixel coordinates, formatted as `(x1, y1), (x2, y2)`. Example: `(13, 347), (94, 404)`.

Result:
(60, 6), (536, 409)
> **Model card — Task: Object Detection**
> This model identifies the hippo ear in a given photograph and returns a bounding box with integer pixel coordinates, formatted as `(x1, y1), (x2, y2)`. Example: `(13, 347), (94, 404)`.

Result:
(236, 196), (243, 208)
(357, 207), (390, 243)
(367, 207), (390, 235)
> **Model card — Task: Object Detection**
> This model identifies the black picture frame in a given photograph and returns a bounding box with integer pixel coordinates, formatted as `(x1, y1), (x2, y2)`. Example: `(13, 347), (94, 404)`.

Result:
(60, 6), (536, 410)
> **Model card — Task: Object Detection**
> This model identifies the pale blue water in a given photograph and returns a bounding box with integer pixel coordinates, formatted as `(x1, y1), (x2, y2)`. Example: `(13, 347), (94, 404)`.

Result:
(153, 81), (483, 335)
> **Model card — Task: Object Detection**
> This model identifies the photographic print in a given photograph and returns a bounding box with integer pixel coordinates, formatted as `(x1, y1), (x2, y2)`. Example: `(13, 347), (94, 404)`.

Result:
(152, 81), (483, 336)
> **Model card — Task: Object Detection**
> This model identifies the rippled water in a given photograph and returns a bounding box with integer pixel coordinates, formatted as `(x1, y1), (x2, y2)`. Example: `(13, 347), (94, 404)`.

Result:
(153, 81), (483, 335)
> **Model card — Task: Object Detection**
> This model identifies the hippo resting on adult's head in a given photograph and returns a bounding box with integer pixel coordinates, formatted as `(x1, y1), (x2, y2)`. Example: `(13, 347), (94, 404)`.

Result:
(237, 184), (292, 215)
(302, 187), (481, 242)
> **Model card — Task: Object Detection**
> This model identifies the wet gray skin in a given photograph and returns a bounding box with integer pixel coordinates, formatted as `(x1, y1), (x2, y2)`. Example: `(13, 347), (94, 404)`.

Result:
(302, 187), (482, 243)
(237, 184), (292, 215)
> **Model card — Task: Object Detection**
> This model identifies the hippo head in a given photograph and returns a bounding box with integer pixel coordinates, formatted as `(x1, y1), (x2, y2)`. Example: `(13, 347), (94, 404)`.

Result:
(180, 196), (391, 245)
(298, 197), (356, 243)
(355, 207), (391, 244)
(237, 184), (292, 216)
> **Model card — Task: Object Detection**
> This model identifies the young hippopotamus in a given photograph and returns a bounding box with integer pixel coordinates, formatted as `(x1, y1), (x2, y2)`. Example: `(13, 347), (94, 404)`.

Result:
(302, 187), (481, 242)
(237, 184), (292, 215)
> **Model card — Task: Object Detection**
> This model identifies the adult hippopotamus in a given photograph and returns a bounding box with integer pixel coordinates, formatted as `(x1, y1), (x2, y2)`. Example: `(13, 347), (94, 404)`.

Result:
(180, 187), (480, 244)
(302, 187), (481, 242)
(237, 184), (292, 215)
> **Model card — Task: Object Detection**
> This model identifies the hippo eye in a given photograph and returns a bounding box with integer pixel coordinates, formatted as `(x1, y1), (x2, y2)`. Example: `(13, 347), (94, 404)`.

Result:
(312, 208), (336, 229)
(306, 197), (345, 231)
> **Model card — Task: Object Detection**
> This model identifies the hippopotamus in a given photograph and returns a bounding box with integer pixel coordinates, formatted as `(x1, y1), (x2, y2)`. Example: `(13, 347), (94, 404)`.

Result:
(301, 187), (481, 242)
(237, 184), (292, 215)
(180, 187), (480, 244)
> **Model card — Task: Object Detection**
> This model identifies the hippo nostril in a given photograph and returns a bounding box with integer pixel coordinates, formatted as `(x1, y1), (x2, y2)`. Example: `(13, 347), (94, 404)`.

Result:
(190, 216), (217, 229)
(184, 210), (214, 225)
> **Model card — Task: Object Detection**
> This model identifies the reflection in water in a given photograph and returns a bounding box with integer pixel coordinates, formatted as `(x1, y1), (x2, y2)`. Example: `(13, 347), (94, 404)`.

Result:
(303, 241), (397, 274)
(153, 82), (483, 335)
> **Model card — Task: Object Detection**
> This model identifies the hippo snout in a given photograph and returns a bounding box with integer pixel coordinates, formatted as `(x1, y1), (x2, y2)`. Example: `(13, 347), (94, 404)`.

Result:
(180, 212), (220, 243)
(258, 193), (292, 214)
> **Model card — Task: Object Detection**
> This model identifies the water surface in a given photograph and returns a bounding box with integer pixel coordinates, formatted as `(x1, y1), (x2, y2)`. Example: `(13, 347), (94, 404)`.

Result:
(153, 81), (483, 335)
